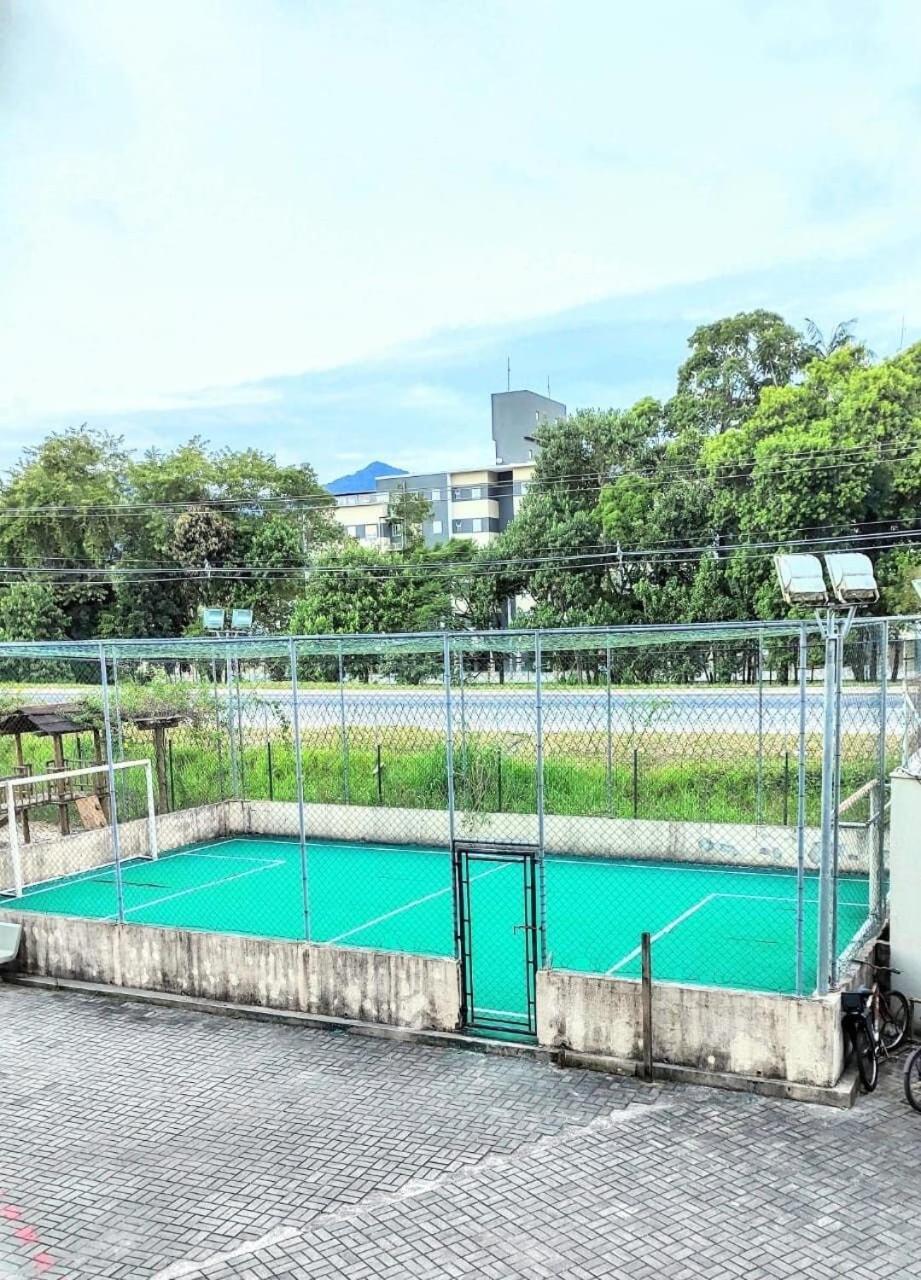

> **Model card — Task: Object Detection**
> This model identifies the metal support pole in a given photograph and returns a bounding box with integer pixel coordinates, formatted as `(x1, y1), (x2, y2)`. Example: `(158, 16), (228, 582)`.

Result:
(289, 638), (311, 940)
(795, 623), (808, 995)
(99, 645), (126, 924)
(234, 651), (246, 800)
(443, 632), (457, 850)
(338, 642), (350, 804)
(226, 646), (239, 799)
(816, 612), (838, 994)
(534, 632), (548, 966)
(605, 642), (613, 815)
(640, 931), (654, 1083)
(756, 632), (765, 825)
(830, 619), (845, 980)
(211, 657), (225, 802)
(872, 620), (888, 921)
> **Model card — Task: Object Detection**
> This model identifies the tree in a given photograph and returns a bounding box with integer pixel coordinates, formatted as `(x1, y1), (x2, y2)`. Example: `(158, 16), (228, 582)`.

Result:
(0, 580), (67, 641)
(804, 317), (859, 358)
(0, 427), (130, 638)
(387, 484), (432, 554)
(676, 310), (815, 433)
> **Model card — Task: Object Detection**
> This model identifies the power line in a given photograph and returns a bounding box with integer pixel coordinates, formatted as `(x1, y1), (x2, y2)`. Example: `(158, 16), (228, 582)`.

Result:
(0, 438), (916, 519)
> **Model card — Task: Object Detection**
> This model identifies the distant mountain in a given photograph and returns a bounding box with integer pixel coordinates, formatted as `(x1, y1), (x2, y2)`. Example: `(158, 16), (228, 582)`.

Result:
(324, 460), (407, 495)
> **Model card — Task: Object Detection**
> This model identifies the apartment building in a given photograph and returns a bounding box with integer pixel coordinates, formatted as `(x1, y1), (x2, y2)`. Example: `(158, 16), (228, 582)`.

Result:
(329, 389), (565, 550)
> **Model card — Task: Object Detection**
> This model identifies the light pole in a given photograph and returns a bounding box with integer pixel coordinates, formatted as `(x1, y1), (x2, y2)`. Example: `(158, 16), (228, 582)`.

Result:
(774, 552), (879, 994)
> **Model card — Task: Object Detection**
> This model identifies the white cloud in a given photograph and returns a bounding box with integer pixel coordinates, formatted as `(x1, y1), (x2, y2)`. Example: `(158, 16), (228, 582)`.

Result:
(1, 0), (919, 428)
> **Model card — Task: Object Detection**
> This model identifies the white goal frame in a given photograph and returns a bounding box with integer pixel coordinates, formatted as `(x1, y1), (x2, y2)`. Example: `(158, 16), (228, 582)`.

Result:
(3, 758), (158, 898)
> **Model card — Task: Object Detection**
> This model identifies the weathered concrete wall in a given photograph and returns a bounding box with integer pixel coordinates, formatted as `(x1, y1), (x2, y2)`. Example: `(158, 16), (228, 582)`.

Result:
(239, 799), (854, 871)
(889, 766), (921, 1000)
(3, 911), (460, 1032)
(536, 968), (843, 1087)
(0, 802), (232, 892)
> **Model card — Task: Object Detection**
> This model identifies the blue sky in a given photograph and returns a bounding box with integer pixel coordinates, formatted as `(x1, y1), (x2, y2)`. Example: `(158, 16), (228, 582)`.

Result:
(1, 1), (919, 483)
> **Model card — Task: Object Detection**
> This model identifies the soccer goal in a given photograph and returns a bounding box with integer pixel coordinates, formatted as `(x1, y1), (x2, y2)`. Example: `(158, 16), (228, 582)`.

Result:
(1, 758), (158, 898)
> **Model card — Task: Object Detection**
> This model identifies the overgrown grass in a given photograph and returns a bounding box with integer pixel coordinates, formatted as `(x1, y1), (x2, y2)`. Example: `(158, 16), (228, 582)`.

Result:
(1, 726), (889, 830)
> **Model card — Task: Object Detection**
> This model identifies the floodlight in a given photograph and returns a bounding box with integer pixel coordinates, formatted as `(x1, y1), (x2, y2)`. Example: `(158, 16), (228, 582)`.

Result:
(230, 608), (253, 631)
(774, 553), (828, 606)
(912, 578), (921, 603)
(823, 553), (878, 605)
(202, 607), (226, 631)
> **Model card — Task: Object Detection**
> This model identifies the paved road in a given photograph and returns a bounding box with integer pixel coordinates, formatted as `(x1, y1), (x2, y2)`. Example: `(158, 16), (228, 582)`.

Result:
(17, 684), (897, 735)
(257, 687), (894, 736)
(2, 983), (920, 1279)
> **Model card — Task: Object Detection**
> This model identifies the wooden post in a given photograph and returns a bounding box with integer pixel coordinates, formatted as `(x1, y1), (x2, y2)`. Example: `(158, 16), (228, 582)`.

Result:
(641, 931), (654, 1082)
(52, 732), (70, 836)
(152, 724), (170, 814)
(92, 728), (109, 820)
(13, 731), (30, 844)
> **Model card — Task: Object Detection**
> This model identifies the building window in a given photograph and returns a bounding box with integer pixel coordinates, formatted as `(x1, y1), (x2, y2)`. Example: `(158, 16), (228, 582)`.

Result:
(471, 518), (483, 533)
(346, 525), (357, 537)
(452, 520), (462, 534)
(432, 520), (443, 535)
(519, 482), (528, 496)
(431, 488), (441, 502)
(470, 486), (482, 499)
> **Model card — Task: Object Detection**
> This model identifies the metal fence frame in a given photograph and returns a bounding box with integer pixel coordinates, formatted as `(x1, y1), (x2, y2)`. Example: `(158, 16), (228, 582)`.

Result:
(1, 613), (917, 997)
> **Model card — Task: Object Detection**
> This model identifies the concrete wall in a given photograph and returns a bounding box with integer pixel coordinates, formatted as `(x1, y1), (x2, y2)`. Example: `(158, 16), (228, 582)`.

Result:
(237, 799), (864, 873)
(4, 911), (460, 1032)
(1, 802), (232, 892)
(889, 766), (921, 998)
(537, 968), (843, 1087)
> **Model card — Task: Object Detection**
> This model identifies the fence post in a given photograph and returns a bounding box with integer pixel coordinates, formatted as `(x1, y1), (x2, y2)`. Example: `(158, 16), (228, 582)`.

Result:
(289, 637), (311, 941)
(817, 610), (845, 994)
(443, 631), (457, 851)
(872, 619), (888, 922)
(211, 657), (226, 802)
(234, 651), (246, 800)
(338, 641), (350, 804)
(632, 748), (639, 818)
(641, 931), (654, 1083)
(534, 632), (547, 966)
(226, 647), (239, 799)
(756, 632), (765, 825)
(98, 644), (126, 925)
(605, 641), (613, 815)
(266, 741), (274, 802)
(795, 623), (808, 995)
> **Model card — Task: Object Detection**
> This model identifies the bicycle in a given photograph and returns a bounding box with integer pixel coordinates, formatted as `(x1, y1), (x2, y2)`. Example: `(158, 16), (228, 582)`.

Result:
(904, 1043), (921, 1112)
(841, 965), (910, 1094)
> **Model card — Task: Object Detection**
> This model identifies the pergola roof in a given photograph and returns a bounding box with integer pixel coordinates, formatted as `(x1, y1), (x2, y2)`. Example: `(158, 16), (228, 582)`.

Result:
(0, 704), (87, 737)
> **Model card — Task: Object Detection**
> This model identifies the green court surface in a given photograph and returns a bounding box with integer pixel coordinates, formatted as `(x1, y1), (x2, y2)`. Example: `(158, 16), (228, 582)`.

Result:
(4, 837), (869, 1014)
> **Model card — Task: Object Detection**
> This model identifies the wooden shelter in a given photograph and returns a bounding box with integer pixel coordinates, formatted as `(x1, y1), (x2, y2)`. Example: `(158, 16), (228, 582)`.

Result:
(0, 703), (184, 843)
(0, 703), (106, 840)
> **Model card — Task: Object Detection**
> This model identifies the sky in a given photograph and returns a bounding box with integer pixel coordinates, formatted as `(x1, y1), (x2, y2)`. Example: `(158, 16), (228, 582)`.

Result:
(1, 0), (920, 483)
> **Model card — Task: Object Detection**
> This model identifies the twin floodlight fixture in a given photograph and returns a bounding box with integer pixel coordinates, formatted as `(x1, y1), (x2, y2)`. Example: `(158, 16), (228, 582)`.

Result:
(202, 607), (254, 633)
(774, 552), (879, 608)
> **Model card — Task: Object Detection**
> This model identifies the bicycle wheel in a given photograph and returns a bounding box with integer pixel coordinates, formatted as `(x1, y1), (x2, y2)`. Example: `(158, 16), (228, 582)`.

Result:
(904, 1047), (921, 1113)
(852, 1021), (879, 1092)
(878, 990), (911, 1051)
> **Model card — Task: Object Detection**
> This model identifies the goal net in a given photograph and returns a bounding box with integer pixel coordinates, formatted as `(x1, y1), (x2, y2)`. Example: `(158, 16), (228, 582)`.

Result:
(0, 758), (158, 899)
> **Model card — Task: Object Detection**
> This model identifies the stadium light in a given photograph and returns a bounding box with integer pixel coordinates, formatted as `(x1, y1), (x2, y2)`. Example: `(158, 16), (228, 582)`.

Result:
(202, 607), (226, 631)
(773, 553), (828, 606)
(912, 578), (921, 603)
(230, 608), (254, 632)
(823, 552), (879, 605)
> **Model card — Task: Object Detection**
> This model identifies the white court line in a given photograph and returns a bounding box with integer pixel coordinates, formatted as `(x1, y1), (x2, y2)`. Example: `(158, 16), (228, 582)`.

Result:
(9, 847), (281, 901)
(549, 856), (804, 880)
(112, 859), (287, 919)
(325, 861), (514, 945)
(606, 895), (718, 974)
(604, 889), (811, 975)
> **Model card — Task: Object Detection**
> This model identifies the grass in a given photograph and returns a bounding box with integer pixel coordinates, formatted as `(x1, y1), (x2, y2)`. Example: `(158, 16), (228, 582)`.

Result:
(1, 724), (891, 830)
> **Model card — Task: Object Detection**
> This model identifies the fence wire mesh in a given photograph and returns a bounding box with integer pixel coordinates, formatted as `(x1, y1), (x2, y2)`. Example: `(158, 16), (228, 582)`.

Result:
(0, 617), (910, 1000)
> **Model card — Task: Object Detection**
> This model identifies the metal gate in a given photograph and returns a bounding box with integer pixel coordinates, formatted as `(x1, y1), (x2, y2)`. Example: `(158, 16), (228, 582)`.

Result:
(452, 840), (539, 1037)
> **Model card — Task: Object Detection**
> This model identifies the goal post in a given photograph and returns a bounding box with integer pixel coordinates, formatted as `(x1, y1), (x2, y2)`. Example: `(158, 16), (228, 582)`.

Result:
(2, 758), (158, 899)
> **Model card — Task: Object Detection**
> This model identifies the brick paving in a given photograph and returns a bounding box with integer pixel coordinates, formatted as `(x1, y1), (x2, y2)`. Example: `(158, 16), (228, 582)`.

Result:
(1, 985), (920, 1279)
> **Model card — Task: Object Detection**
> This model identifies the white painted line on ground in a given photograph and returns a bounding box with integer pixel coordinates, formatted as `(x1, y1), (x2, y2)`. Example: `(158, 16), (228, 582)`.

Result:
(605, 894), (718, 975)
(549, 856), (804, 879)
(324, 861), (514, 945)
(118, 859), (287, 918)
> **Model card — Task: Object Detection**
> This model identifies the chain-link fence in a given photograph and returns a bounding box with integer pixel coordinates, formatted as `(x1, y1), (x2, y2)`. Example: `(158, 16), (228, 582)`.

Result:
(0, 617), (910, 1007)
